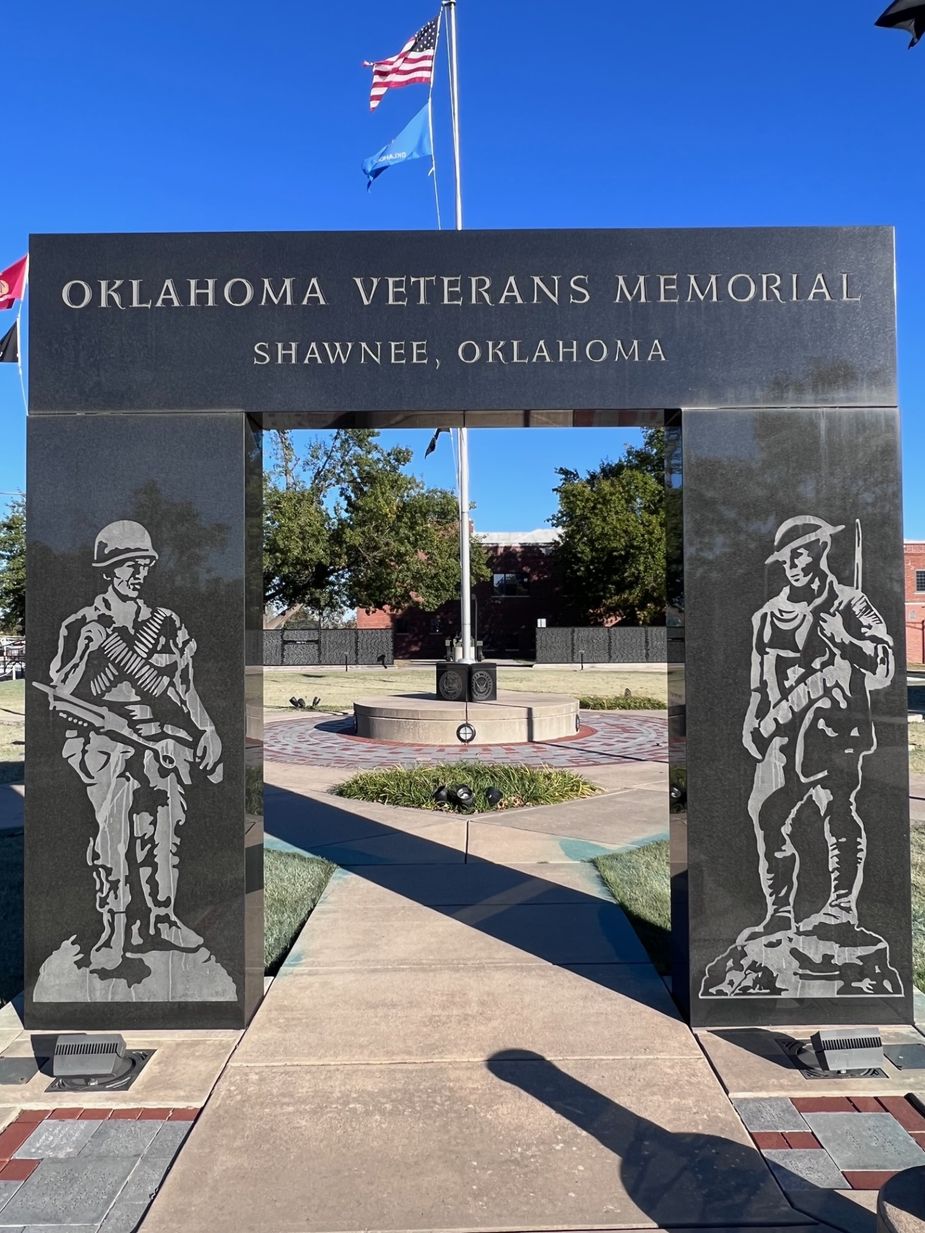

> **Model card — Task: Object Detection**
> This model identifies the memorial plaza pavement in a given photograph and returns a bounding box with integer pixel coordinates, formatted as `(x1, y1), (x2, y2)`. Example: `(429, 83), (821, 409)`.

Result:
(0, 708), (923, 1232)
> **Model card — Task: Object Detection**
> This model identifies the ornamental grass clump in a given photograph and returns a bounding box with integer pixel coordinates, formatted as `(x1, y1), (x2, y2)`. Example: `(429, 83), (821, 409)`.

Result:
(579, 694), (666, 710)
(333, 762), (598, 812)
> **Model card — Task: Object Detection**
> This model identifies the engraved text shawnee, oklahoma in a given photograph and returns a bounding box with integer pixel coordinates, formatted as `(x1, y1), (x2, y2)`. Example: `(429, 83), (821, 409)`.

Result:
(252, 338), (667, 365)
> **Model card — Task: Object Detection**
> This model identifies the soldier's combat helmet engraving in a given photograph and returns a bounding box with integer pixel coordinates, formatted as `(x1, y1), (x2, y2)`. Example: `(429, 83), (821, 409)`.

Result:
(701, 515), (904, 999)
(32, 520), (236, 1002)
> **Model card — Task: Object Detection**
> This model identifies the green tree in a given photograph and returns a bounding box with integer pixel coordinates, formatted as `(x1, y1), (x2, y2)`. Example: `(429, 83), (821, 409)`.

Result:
(550, 429), (665, 625)
(0, 496), (25, 635)
(263, 429), (487, 626)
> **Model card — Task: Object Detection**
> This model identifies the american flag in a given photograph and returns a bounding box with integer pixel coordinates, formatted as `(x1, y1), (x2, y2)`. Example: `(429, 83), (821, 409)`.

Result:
(365, 15), (440, 112)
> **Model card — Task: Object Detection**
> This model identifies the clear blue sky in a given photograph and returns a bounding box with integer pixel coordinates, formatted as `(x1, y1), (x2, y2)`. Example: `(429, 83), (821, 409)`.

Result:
(2, 1), (923, 532)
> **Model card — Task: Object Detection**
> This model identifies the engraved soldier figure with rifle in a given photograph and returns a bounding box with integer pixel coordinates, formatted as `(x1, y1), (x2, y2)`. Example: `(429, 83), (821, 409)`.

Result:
(702, 514), (903, 998)
(34, 520), (223, 976)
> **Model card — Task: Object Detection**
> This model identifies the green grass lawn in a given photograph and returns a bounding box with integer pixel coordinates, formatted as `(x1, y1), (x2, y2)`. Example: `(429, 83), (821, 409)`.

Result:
(264, 665), (669, 712)
(334, 762), (598, 812)
(0, 681), (24, 715)
(596, 834), (925, 992)
(594, 842), (672, 975)
(0, 680), (24, 785)
(0, 828), (333, 1002)
(910, 724), (925, 776)
(264, 848), (335, 974)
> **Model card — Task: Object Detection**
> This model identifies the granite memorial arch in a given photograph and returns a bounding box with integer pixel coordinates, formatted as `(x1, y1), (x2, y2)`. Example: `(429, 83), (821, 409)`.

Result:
(23, 227), (913, 1032)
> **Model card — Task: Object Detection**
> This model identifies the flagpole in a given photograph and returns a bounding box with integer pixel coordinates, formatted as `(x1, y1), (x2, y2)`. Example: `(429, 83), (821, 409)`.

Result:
(443, 0), (473, 663)
(428, 12), (443, 230)
(445, 0), (463, 231)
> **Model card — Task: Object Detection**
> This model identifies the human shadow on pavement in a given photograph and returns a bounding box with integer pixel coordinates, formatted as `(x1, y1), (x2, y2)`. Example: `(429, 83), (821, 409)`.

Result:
(486, 1049), (868, 1232)
(264, 782), (672, 1010)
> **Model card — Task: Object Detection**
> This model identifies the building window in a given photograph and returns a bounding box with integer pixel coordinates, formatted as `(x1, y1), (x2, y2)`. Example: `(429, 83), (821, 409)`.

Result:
(917, 570), (925, 593)
(492, 572), (529, 596)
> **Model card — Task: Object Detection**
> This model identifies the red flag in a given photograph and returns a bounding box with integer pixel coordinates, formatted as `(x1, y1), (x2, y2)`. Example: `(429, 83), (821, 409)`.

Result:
(0, 256), (27, 311)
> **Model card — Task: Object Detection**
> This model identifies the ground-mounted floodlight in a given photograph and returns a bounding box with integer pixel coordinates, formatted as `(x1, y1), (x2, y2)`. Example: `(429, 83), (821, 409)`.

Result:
(432, 785), (449, 805)
(48, 1034), (153, 1093)
(784, 1028), (886, 1079)
(812, 1029), (885, 1074)
(449, 783), (475, 811)
(485, 786), (503, 808)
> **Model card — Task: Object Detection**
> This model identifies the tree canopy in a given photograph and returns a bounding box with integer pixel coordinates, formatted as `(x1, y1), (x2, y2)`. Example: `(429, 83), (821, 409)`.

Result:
(550, 429), (665, 626)
(0, 496), (25, 635)
(264, 429), (488, 626)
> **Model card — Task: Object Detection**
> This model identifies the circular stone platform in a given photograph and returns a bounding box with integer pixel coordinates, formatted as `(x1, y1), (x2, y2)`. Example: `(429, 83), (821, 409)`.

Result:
(265, 711), (668, 768)
(353, 691), (579, 745)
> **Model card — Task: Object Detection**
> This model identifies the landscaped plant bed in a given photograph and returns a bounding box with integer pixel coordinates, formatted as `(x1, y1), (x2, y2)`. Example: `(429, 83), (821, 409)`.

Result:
(596, 832), (925, 992)
(333, 763), (599, 812)
(579, 694), (666, 710)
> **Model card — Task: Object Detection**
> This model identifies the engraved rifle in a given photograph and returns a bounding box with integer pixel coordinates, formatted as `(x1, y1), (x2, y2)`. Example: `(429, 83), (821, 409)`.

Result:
(748, 662), (843, 758)
(33, 682), (193, 784)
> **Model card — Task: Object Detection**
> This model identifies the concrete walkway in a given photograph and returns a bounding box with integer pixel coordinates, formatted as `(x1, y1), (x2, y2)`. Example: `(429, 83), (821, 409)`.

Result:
(139, 767), (807, 1233)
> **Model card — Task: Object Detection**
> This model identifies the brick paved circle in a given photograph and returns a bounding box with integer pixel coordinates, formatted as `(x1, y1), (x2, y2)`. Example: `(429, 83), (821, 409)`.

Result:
(265, 710), (668, 768)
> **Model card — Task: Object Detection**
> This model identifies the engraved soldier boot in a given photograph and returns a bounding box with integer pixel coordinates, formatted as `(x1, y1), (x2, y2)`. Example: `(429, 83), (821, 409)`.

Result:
(802, 840), (863, 931)
(148, 805), (203, 951)
(800, 788), (866, 933)
(154, 916), (203, 950)
(90, 909), (128, 972)
(736, 852), (798, 944)
(88, 837), (130, 971)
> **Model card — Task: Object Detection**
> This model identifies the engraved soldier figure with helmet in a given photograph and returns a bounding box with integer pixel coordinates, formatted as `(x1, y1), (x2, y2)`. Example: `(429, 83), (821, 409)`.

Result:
(33, 520), (224, 984)
(702, 514), (903, 998)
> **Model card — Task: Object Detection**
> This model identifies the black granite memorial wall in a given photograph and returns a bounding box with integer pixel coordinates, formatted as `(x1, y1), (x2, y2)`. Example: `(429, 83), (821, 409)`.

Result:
(25, 413), (263, 1030)
(670, 408), (913, 1028)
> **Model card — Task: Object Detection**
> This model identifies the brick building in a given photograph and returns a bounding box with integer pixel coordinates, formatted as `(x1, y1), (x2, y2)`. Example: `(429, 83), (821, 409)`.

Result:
(906, 541), (925, 666)
(356, 530), (562, 660)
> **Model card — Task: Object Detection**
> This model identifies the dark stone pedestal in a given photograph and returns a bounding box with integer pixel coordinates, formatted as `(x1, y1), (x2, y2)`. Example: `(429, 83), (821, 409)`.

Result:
(24, 413), (263, 1030)
(668, 407), (913, 1029)
(434, 661), (498, 702)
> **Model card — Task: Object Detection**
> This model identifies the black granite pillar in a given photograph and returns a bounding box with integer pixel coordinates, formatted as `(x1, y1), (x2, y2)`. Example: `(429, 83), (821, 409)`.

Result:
(25, 412), (263, 1030)
(669, 407), (913, 1029)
